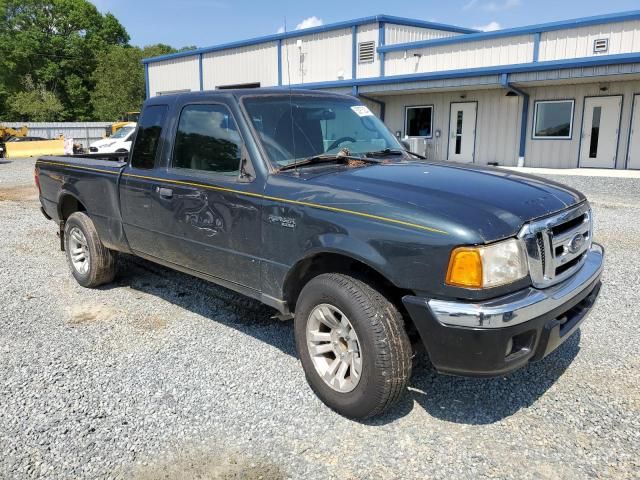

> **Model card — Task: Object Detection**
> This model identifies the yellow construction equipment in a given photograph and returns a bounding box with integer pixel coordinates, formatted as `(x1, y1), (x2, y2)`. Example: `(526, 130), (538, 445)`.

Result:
(107, 112), (140, 136)
(0, 125), (28, 142)
(4, 138), (65, 158)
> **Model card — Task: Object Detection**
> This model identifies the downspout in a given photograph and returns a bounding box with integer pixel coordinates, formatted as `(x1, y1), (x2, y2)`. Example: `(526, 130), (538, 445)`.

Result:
(500, 73), (528, 167)
(354, 87), (386, 122)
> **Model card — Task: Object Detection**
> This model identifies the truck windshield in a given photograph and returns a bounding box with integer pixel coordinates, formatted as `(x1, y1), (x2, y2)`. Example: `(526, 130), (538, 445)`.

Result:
(242, 95), (403, 168)
(111, 126), (135, 139)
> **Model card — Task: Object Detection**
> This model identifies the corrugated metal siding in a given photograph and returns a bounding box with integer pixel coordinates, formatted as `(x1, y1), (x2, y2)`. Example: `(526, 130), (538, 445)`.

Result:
(356, 24), (380, 79)
(510, 63), (640, 82)
(281, 28), (352, 84)
(203, 42), (278, 89)
(148, 56), (200, 97)
(539, 20), (640, 62)
(384, 35), (534, 76)
(359, 75), (501, 94)
(382, 89), (521, 165)
(385, 24), (459, 45)
(524, 80), (640, 169)
(2, 122), (111, 148)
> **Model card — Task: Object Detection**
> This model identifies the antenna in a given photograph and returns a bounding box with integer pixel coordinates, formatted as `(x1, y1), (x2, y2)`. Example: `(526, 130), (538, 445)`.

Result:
(284, 17), (298, 174)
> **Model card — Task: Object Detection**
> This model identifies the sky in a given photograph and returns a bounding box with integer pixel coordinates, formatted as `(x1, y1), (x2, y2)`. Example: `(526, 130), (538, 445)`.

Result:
(91, 0), (640, 49)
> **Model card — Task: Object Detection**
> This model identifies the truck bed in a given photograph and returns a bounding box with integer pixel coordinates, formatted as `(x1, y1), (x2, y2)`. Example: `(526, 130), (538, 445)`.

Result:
(36, 154), (128, 251)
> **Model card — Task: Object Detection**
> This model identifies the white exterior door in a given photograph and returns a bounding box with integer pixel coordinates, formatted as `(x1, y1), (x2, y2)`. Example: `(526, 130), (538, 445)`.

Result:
(448, 102), (477, 163)
(627, 95), (640, 170)
(579, 96), (621, 168)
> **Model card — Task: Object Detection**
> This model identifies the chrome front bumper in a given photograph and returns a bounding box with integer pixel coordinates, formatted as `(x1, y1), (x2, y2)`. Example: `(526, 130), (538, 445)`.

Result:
(428, 243), (604, 329)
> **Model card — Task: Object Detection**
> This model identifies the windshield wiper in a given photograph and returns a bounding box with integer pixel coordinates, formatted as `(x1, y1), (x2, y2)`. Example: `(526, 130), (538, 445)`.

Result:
(364, 148), (406, 158)
(278, 154), (379, 172)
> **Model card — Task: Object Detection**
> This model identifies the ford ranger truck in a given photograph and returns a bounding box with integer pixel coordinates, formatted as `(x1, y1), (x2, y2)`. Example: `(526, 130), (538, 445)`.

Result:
(35, 90), (604, 419)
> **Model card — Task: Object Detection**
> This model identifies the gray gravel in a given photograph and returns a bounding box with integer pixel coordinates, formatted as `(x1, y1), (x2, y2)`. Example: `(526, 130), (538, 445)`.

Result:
(1, 158), (639, 479)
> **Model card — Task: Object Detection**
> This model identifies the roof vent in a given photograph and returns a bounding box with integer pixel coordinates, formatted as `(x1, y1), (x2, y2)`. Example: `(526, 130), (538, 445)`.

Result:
(358, 41), (375, 63)
(593, 38), (609, 53)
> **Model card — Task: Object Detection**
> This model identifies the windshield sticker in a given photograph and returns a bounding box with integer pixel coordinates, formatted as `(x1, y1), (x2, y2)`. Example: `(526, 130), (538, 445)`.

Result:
(351, 105), (374, 117)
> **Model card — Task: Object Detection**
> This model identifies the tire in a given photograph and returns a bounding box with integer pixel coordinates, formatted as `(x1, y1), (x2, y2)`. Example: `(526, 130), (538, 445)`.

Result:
(64, 212), (117, 288)
(294, 273), (412, 418)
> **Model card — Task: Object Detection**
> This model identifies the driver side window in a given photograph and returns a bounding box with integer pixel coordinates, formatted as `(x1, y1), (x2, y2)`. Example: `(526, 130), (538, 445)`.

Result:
(173, 104), (242, 176)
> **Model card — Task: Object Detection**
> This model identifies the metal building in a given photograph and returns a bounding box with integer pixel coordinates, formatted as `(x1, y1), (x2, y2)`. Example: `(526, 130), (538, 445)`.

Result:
(144, 11), (640, 169)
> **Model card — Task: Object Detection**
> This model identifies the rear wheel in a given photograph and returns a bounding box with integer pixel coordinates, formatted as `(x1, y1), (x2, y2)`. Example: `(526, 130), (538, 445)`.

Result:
(294, 273), (412, 418)
(64, 212), (117, 287)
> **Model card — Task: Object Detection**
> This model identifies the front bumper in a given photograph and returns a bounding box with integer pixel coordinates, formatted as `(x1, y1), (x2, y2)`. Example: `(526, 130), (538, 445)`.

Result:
(403, 243), (604, 377)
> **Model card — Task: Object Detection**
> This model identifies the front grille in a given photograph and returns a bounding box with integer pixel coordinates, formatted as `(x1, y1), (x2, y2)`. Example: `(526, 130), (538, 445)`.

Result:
(519, 203), (592, 288)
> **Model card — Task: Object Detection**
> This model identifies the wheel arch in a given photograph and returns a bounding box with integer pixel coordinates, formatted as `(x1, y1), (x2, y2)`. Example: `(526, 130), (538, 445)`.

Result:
(282, 248), (410, 315)
(57, 190), (87, 222)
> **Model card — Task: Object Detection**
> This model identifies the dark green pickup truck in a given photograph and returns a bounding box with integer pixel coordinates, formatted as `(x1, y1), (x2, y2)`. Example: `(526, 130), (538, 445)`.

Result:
(35, 89), (604, 418)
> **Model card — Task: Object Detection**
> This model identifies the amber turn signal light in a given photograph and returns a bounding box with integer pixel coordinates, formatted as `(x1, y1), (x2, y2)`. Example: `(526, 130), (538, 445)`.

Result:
(446, 247), (483, 288)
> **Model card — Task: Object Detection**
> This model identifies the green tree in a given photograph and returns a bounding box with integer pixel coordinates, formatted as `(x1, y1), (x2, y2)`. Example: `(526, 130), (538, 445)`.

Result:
(0, 0), (129, 121)
(90, 44), (176, 121)
(6, 75), (64, 121)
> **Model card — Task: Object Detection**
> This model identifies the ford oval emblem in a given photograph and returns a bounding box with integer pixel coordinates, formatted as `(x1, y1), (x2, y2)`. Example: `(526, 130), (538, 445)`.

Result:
(568, 234), (585, 254)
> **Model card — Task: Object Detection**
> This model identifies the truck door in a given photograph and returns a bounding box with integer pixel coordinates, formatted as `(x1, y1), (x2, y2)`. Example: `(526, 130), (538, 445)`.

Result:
(149, 101), (263, 291)
(120, 104), (169, 253)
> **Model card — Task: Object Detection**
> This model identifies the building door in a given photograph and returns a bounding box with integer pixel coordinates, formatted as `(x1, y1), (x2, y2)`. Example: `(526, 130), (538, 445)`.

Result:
(627, 94), (640, 170)
(448, 102), (477, 163)
(579, 96), (622, 168)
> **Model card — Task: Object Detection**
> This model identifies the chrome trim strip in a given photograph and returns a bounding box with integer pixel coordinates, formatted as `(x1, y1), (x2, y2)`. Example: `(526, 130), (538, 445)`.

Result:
(428, 243), (603, 329)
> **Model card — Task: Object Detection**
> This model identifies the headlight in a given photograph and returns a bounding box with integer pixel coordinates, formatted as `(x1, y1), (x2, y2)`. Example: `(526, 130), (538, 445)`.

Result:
(446, 238), (528, 289)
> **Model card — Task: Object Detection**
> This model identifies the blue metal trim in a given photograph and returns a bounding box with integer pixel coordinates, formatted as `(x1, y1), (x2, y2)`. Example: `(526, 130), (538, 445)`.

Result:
(378, 22), (386, 77)
(500, 74), (529, 160)
(144, 63), (150, 99)
(377, 10), (640, 53)
(352, 25), (357, 80)
(142, 14), (477, 64)
(198, 53), (204, 91)
(277, 39), (283, 86)
(281, 52), (640, 90)
(351, 85), (358, 96)
(533, 32), (541, 62)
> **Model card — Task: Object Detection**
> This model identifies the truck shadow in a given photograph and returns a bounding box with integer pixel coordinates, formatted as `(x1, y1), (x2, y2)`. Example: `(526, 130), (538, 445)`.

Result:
(104, 254), (296, 356)
(368, 332), (581, 426)
(107, 254), (581, 426)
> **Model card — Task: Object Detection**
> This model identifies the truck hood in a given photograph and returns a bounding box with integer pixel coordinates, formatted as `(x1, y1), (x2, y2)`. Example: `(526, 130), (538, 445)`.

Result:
(303, 161), (585, 243)
(90, 138), (117, 149)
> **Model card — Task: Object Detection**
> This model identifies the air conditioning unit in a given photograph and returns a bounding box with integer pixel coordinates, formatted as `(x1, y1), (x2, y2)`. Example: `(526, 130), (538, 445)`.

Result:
(407, 137), (428, 158)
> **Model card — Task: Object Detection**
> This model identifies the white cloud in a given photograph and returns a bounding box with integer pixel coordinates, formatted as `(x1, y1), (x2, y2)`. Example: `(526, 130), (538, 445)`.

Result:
(474, 21), (502, 31)
(295, 16), (324, 30)
(465, 0), (521, 11)
(276, 16), (324, 34)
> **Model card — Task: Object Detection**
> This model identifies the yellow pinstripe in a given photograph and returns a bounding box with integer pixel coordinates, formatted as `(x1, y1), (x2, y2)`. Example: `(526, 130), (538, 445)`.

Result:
(37, 160), (448, 235)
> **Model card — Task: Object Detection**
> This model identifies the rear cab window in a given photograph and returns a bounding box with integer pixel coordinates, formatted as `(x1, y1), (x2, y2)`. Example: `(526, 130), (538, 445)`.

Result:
(130, 105), (168, 169)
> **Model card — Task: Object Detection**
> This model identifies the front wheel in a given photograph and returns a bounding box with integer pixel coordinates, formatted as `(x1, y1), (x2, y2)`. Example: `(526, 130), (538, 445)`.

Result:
(294, 273), (412, 418)
(64, 212), (117, 288)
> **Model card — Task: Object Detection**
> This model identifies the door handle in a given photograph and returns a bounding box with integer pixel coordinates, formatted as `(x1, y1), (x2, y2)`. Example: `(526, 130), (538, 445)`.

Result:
(157, 186), (173, 199)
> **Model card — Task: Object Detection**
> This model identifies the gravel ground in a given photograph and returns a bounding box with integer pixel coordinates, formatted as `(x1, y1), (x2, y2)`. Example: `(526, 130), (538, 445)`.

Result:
(1, 157), (639, 479)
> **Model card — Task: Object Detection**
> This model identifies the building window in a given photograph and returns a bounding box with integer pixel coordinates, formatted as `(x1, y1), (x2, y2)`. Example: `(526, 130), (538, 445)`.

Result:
(533, 100), (574, 139)
(405, 106), (433, 138)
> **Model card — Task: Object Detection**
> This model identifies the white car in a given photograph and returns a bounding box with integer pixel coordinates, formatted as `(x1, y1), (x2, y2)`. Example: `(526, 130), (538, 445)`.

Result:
(89, 123), (136, 153)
